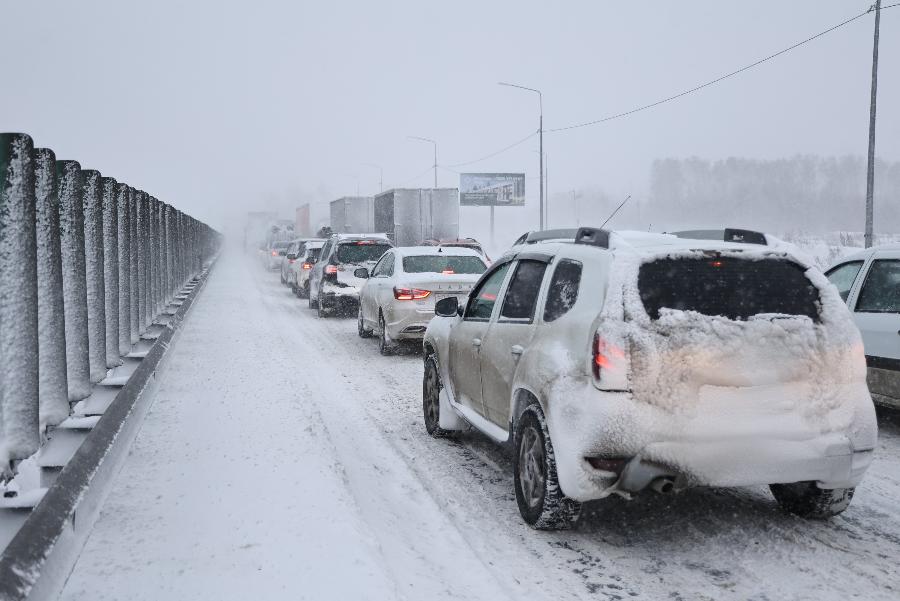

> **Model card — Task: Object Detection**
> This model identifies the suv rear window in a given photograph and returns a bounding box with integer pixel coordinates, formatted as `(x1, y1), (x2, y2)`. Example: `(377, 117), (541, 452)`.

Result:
(638, 257), (820, 322)
(335, 242), (391, 264)
(306, 248), (322, 262)
(402, 255), (486, 274)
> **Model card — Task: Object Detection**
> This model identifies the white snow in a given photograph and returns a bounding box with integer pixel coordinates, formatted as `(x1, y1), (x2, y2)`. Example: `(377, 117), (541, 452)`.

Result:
(58, 244), (900, 601)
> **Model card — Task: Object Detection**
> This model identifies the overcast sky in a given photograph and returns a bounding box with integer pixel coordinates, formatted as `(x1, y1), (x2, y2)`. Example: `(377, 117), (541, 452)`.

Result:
(2, 0), (897, 242)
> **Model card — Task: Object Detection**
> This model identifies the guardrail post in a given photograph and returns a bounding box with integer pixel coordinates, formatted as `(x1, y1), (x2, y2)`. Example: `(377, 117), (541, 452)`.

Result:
(148, 196), (158, 323)
(134, 190), (147, 333)
(128, 188), (139, 343)
(102, 177), (121, 368)
(159, 203), (169, 309)
(82, 170), (107, 383)
(141, 192), (151, 329)
(116, 183), (131, 356)
(0, 133), (39, 473)
(57, 160), (91, 401)
(34, 147), (69, 430)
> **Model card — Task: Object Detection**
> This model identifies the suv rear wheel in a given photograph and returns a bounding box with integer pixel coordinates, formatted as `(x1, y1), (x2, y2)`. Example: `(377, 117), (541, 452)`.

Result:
(514, 404), (581, 530)
(770, 482), (855, 519)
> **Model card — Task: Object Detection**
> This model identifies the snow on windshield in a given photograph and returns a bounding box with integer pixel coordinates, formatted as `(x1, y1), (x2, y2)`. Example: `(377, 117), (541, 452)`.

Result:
(336, 243), (391, 264)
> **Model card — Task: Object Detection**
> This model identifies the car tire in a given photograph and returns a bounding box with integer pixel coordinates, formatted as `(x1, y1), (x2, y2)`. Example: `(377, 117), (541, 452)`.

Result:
(423, 355), (452, 437)
(358, 306), (373, 338)
(308, 288), (318, 310)
(378, 312), (393, 355)
(513, 404), (581, 530)
(769, 482), (855, 519)
(300, 282), (309, 299)
(280, 272), (285, 284)
(317, 300), (329, 318)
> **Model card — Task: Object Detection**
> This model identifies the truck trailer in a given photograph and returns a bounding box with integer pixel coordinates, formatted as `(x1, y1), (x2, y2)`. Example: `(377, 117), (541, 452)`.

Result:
(373, 188), (459, 246)
(329, 197), (375, 233)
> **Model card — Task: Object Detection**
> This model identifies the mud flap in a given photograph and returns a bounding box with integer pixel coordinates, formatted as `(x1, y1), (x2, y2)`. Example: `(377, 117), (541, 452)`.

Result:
(438, 389), (467, 431)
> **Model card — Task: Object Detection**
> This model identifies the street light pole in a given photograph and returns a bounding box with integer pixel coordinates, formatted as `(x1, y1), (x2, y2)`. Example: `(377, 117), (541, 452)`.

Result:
(362, 163), (383, 192)
(408, 136), (437, 188)
(500, 82), (543, 230)
(865, 0), (881, 249)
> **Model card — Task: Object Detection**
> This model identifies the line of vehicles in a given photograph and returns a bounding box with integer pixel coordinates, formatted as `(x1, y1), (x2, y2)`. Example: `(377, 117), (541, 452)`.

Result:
(259, 226), (897, 530)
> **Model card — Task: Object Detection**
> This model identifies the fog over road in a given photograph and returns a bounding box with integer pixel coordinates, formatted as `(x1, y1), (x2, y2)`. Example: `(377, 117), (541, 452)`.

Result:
(61, 247), (900, 601)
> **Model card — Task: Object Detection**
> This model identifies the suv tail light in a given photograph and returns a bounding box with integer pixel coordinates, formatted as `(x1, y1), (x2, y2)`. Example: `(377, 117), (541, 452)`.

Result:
(302, 262), (313, 270)
(394, 287), (431, 300)
(592, 332), (629, 390)
(325, 264), (338, 275)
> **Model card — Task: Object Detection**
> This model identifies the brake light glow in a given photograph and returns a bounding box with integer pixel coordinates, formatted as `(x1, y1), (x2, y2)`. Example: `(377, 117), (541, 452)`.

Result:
(271, 251), (278, 256)
(592, 333), (626, 380)
(302, 262), (313, 270)
(325, 265), (338, 275)
(355, 240), (375, 245)
(441, 269), (455, 275)
(394, 287), (431, 300)
(710, 260), (724, 268)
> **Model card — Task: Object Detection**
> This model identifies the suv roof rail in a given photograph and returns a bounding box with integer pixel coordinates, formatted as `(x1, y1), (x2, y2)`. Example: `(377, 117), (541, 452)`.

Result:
(574, 227), (611, 248)
(671, 228), (768, 246)
(512, 227), (612, 249)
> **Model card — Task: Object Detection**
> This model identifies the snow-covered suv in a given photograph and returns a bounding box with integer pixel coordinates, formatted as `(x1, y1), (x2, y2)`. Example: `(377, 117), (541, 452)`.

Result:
(423, 227), (877, 529)
(826, 244), (899, 410)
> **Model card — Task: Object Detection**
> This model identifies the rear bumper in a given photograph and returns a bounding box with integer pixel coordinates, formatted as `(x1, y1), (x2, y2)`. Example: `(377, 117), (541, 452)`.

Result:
(547, 380), (878, 501)
(385, 304), (435, 340)
(321, 283), (360, 307)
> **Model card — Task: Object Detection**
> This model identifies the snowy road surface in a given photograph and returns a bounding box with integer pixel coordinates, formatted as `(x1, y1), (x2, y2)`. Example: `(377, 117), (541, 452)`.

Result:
(60, 248), (900, 601)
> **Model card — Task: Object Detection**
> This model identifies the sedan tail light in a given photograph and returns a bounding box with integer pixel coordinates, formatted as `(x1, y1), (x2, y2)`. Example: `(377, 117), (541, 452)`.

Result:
(302, 262), (313, 270)
(394, 287), (431, 300)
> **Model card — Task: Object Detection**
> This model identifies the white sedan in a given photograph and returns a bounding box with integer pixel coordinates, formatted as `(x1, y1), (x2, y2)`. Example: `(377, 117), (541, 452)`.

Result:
(356, 246), (488, 355)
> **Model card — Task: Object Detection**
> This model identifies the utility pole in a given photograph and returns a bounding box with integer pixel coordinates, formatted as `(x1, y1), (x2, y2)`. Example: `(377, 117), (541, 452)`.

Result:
(500, 82), (544, 230)
(408, 136), (437, 188)
(865, 0), (881, 248)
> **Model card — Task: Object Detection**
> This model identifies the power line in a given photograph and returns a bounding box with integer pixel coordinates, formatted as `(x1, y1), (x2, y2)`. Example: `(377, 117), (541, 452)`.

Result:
(393, 164), (435, 188)
(547, 7), (875, 133)
(441, 130), (537, 168)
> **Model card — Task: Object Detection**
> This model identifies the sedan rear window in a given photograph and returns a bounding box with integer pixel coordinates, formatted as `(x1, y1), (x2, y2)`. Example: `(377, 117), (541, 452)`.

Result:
(335, 243), (391, 264)
(402, 255), (486, 274)
(638, 257), (820, 322)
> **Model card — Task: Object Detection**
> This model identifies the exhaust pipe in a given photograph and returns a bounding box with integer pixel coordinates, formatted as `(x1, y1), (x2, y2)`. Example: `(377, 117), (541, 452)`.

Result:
(650, 477), (675, 494)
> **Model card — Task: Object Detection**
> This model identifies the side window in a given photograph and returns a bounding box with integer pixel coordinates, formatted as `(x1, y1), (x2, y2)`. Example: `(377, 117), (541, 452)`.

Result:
(320, 240), (334, 262)
(856, 259), (900, 313)
(825, 261), (864, 303)
(385, 254), (395, 277)
(500, 260), (548, 321)
(543, 259), (583, 322)
(372, 252), (393, 277)
(465, 263), (511, 320)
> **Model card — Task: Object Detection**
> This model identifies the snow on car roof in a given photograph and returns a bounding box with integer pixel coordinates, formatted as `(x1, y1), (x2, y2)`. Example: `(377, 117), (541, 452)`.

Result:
(392, 245), (483, 257)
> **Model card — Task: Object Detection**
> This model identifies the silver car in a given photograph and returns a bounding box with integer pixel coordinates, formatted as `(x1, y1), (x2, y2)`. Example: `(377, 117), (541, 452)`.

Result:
(356, 246), (487, 354)
(289, 240), (325, 298)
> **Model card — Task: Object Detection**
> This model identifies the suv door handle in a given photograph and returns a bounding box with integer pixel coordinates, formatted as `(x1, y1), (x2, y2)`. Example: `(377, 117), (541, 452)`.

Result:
(511, 345), (524, 356)
(472, 338), (482, 347)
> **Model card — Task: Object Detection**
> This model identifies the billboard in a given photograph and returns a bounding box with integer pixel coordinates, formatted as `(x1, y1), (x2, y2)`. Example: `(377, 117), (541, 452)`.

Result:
(460, 173), (525, 206)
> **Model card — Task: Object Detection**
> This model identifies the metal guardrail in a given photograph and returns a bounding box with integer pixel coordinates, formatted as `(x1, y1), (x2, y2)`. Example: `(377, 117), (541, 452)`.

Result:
(0, 131), (220, 483)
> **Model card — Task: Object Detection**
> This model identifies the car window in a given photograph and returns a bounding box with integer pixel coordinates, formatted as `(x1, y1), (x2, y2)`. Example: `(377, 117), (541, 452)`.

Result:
(500, 260), (548, 321)
(825, 261), (864, 302)
(465, 263), (511, 320)
(372, 252), (393, 277)
(305, 248), (322, 263)
(856, 259), (900, 313)
(543, 259), (583, 322)
(319, 240), (333, 261)
(402, 255), (486, 274)
(336, 242), (392, 264)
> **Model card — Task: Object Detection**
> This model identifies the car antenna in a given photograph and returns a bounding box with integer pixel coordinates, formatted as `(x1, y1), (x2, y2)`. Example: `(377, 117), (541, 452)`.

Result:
(599, 194), (632, 229)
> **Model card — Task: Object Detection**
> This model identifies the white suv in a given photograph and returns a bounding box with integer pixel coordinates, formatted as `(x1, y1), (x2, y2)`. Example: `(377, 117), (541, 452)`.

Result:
(826, 244), (899, 409)
(423, 228), (877, 529)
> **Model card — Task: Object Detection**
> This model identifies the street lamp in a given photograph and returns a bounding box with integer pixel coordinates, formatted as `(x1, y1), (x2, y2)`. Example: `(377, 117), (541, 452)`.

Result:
(362, 162), (383, 193)
(499, 81), (543, 230)
(408, 136), (438, 188)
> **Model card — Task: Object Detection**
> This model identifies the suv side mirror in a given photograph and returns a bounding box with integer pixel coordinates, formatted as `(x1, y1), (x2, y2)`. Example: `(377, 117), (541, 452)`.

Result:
(435, 296), (459, 317)
(354, 267), (369, 279)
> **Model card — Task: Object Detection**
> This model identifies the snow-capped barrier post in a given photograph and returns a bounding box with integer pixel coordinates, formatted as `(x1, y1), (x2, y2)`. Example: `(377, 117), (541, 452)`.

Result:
(141, 192), (151, 330)
(153, 198), (163, 316)
(102, 176), (121, 368)
(159, 202), (170, 308)
(34, 147), (69, 431)
(134, 190), (147, 333)
(82, 170), (107, 384)
(116, 183), (131, 356)
(0, 133), (39, 475)
(57, 161), (91, 401)
(128, 188), (139, 344)
(148, 196), (158, 322)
